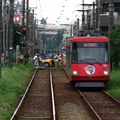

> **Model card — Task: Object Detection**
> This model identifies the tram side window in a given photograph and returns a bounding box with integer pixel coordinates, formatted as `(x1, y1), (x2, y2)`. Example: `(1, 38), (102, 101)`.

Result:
(105, 50), (108, 62)
(66, 46), (71, 62)
(72, 43), (78, 62)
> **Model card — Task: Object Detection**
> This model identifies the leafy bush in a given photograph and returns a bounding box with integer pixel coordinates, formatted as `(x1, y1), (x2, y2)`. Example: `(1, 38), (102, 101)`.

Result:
(107, 69), (120, 97)
(110, 24), (120, 68)
(0, 64), (34, 119)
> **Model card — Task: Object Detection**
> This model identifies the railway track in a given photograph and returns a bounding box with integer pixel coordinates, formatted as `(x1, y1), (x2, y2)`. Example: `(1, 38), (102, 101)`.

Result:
(11, 68), (120, 120)
(10, 69), (56, 120)
(64, 68), (120, 119)
(10, 69), (95, 120)
(78, 90), (120, 120)
(52, 70), (94, 120)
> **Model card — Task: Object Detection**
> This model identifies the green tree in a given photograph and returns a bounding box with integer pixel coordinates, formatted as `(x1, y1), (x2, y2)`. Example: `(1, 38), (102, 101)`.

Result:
(110, 24), (120, 68)
(55, 29), (64, 51)
(40, 29), (64, 53)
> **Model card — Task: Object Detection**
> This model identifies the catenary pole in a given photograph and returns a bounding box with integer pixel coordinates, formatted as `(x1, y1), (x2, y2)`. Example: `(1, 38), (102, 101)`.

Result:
(96, 0), (98, 30)
(21, 0), (25, 63)
(8, 0), (14, 67)
(26, 0), (29, 41)
(82, 0), (85, 30)
(22, 0), (25, 27)
(24, 0), (30, 63)
(109, 0), (114, 34)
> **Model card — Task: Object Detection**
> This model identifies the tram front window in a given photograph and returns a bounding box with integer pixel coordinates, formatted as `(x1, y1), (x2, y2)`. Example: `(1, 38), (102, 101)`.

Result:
(72, 42), (109, 64)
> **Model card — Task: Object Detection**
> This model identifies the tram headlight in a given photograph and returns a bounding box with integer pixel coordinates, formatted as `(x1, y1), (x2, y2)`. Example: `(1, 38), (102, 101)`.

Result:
(103, 70), (109, 75)
(72, 71), (78, 75)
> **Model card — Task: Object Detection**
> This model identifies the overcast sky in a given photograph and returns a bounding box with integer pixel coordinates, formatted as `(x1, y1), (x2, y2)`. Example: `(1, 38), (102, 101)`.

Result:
(29, 0), (95, 25)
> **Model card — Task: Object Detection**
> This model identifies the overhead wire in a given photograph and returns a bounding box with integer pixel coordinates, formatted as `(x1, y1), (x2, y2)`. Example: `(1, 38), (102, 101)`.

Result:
(38, 0), (43, 20)
(56, 0), (68, 24)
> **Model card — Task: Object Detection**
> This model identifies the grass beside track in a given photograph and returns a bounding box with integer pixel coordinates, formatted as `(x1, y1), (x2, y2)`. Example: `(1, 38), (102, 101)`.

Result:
(107, 69), (120, 98)
(0, 64), (34, 120)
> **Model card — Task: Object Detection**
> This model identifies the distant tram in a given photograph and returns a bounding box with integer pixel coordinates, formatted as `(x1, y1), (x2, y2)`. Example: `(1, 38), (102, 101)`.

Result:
(67, 36), (110, 88)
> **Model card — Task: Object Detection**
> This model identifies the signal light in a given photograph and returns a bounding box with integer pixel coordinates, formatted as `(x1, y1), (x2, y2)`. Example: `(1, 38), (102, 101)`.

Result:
(22, 27), (27, 35)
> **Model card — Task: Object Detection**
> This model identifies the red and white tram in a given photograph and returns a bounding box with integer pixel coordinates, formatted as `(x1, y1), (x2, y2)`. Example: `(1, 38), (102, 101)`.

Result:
(67, 36), (110, 88)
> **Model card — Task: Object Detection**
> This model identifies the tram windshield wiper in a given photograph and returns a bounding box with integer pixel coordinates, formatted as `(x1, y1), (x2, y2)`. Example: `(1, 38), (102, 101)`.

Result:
(84, 58), (102, 64)
(73, 58), (102, 64)
(77, 59), (91, 64)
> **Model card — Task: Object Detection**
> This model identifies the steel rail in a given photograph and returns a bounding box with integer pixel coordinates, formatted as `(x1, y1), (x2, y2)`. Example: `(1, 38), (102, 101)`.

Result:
(10, 69), (38, 120)
(63, 69), (70, 81)
(103, 90), (120, 105)
(50, 69), (56, 120)
(77, 90), (102, 120)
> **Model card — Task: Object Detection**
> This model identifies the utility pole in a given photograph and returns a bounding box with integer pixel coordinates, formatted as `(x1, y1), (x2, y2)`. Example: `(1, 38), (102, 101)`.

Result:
(0, 0), (2, 78)
(76, 18), (79, 36)
(96, 0), (98, 30)
(5, 0), (9, 59)
(73, 21), (77, 36)
(86, 10), (91, 29)
(24, 0), (30, 63)
(8, 0), (14, 67)
(77, 4), (94, 30)
(96, 0), (102, 32)
(21, 0), (25, 63)
(92, 2), (96, 29)
(29, 10), (35, 57)
(26, 0), (29, 42)
(22, 0), (25, 27)
(77, 9), (89, 28)
(82, 0), (85, 30)
(109, 0), (114, 34)
(3, 0), (7, 55)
